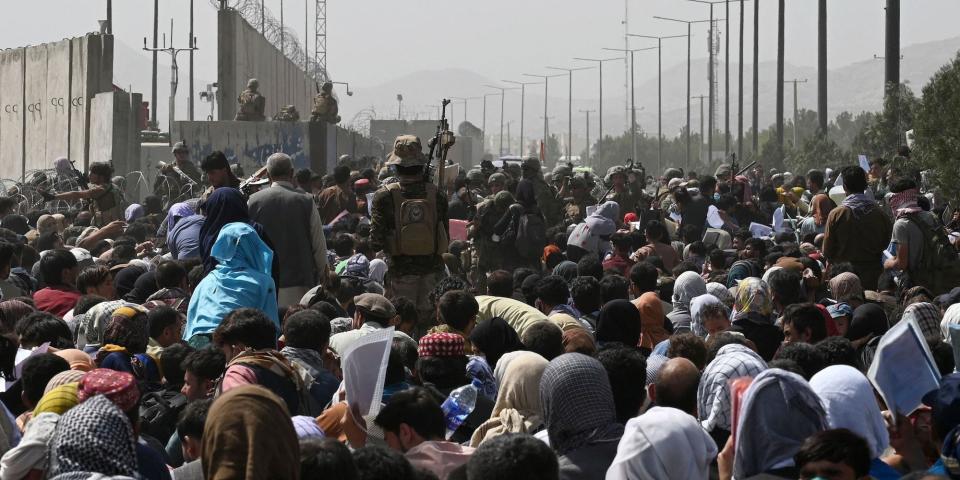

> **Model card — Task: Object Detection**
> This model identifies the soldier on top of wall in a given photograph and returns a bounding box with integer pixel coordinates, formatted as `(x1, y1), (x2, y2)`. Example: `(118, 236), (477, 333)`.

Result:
(310, 82), (341, 124)
(236, 78), (266, 122)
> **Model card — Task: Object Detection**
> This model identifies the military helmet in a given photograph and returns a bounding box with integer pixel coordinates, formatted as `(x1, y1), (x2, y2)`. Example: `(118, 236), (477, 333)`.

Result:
(247, 78), (259, 89)
(466, 169), (485, 186)
(663, 168), (683, 180)
(521, 157), (541, 173)
(551, 164), (573, 182)
(604, 165), (627, 185)
(171, 141), (189, 154)
(385, 135), (427, 167)
(487, 172), (508, 186)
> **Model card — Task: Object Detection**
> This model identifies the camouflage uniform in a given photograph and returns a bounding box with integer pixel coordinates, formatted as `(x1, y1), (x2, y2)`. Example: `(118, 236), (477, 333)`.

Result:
(370, 135), (449, 333)
(469, 190), (514, 289)
(88, 182), (124, 226)
(155, 144), (205, 206)
(604, 166), (649, 215)
(521, 158), (562, 227)
(235, 79), (266, 121)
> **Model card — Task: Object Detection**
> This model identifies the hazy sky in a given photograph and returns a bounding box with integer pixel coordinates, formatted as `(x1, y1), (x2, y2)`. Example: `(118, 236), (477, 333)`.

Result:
(3, 0), (960, 126)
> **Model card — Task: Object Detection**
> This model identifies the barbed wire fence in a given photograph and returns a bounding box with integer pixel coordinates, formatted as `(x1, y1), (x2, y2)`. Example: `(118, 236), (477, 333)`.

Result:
(211, 0), (328, 81)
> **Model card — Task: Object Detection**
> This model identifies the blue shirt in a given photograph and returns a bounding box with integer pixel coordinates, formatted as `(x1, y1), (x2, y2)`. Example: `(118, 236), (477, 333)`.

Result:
(169, 214), (204, 260)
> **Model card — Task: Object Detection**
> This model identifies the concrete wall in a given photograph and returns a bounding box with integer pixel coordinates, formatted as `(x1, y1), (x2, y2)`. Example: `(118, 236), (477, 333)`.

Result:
(218, 9), (313, 122)
(335, 126), (387, 161)
(89, 91), (142, 175)
(0, 33), (116, 181)
(172, 120), (330, 175)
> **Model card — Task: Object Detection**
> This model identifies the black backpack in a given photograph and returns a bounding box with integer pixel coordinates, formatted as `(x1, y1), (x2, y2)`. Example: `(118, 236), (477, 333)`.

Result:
(902, 213), (960, 295)
(515, 212), (547, 260)
(139, 389), (189, 444)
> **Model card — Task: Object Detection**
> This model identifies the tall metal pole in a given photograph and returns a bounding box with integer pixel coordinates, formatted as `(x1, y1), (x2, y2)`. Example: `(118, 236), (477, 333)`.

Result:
(106, 0), (113, 34)
(546, 67), (592, 161)
(151, 0), (158, 128)
(280, 0), (285, 56)
(573, 57), (622, 163)
(752, 0), (759, 156)
(694, 95), (707, 163)
(500, 93), (506, 155)
(261, 0), (265, 35)
(630, 54), (636, 163)
(738, 0), (744, 163)
(503, 82), (542, 158)
(189, 0), (195, 121)
(885, 0), (900, 144)
(709, 4), (715, 161)
(776, 0), (785, 152)
(817, 0), (828, 134)
(628, 35), (686, 174)
(725, 0), (730, 156)
(579, 110), (595, 163)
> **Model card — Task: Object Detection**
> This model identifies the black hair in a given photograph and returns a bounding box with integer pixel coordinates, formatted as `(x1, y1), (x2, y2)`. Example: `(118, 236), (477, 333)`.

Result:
(21, 353), (70, 405)
(708, 249), (728, 270)
(156, 261), (187, 289)
(374, 387), (445, 440)
(807, 169), (825, 188)
(576, 255), (603, 281)
(534, 276), (570, 307)
(671, 261), (700, 278)
(300, 438), (358, 480)
(0, 241), (16, 271)
(768, 269), (804, 309)
(889, 176), (918, 194)
(512, 268), (537, 291)
(389, 296), (418, 330)
(89, 161), (113, 178)
(200, 151), (230, 172)
(160, 343), (193, 388)
(486, 270), (514, 298)
(429, 276), (470, 306)
(667, 333), (708, 370)
(644, 220), (668, 243)
(629, 261), (658, 293)
(841, 165), (868, 194)
(39, 248), (77, 287)
(181, 346), (226, 382)
(466, 433), (559, 480)
(124, 222), (150, 243)
(775, 341), (826, 380)
(610, 231), (632, 250)
(520, 322), (564, 361)
(782, 303), (828, 344)
(148, 305), (181, 339)
(212, 308), (276, 350)
(333, 164), (352, 185)
(177, 398), (213, 442)
(295, 168), (314, 186)
(15, 312), (72, 349)
(679, 224), (701, 244)
(332, 233), (355, 257)
(416, 355), (468, 389)
(437, 290), (479, 332)
(384, 348), (406, 387)
(795, 429), (871, 478)
(352, 445), (416, 480)
(744, 238), (767, 258)
(814, 336), (858, 368)
(700, 175), (718, 193)
(283, 310), (331, 350)
(599, 274), (630, 303)
(927, 335), (955, 377)
(569, 276), (602, 315)
(391, 337), (419, 373)
(705, 332), (751, 365)
(597, 344), (647, 424)
(74, 294), (106, 315)
(768, 358), (805, 377)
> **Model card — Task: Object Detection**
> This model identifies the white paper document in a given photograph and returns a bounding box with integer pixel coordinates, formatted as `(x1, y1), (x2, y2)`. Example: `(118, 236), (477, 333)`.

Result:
(341, 327), (394, 418)
(867, 318), (941, 416)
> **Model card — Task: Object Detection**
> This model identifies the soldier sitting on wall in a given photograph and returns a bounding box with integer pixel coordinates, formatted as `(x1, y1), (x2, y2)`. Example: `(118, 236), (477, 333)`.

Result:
(310, 82), (340, 124)
(235, 78), (266, 121)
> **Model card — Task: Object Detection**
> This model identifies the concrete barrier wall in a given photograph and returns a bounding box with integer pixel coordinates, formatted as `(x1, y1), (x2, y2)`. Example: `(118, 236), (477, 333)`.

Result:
(0, 49), (24, 180)
(173, 120), (328, 174)
(218, 9), (313, 122)
(0, 33), (115, 182)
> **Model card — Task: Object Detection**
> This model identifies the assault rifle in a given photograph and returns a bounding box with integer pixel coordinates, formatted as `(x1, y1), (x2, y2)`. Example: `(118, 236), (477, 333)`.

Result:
(426, 99), (455, 186)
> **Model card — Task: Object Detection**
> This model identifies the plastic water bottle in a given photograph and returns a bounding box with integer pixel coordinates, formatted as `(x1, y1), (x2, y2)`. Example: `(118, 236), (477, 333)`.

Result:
(441, 379), (481, 440)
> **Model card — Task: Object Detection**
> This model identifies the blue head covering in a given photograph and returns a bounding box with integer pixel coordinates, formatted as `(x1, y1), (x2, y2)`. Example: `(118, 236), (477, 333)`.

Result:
(199, 188), (254, 273)
(212, 222), (273, 275)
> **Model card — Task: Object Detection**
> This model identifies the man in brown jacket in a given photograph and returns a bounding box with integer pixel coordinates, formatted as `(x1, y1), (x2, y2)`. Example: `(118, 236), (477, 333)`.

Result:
(316, 164), (357, 224)
(822, 166), (892, 290)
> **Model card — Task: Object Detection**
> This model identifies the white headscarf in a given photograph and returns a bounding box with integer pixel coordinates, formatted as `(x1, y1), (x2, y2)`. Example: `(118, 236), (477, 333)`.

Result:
(690, 294), (727, 339)
(809, 365), (890, 459)
(940, 304), (960, 342)
(606, 407), (718, 480)
(368, 258), (387, 285)
(707, 282), (735, 309)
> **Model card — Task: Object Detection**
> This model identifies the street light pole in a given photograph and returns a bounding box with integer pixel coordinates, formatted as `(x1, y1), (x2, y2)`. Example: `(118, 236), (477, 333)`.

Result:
(503, 81), (544, 157)
(690, 0), (727, 163)
(579, 109), (595, 164)
(482, 93), (502, 153)
(628, 33), (687, 174)
(693, 95), (707, 164)
(573, 56), (623, 163)
(604, 47), (656, 165)
(654, 16), (713, 171)
(485, 85), (520, 156)
(546, 66), (593, 162)
(451, 96), (480, 128)
(784, 79), (808, 147)
(523, 73), (566, 157)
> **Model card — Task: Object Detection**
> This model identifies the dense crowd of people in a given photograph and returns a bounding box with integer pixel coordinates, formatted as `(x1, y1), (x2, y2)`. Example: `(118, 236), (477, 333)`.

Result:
(0, 138), (958, 480)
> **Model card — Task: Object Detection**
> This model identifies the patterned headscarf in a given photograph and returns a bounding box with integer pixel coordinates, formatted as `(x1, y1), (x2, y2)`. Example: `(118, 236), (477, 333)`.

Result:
(102, 305), (150, 354)
(902, 302), (942, 339)
(706, 282), (735, 309)
(44, 370), (86, 394)
(539, 353), (624, 455)
(49, 395), (138, 478)
(77, 300), (137, 350)
(77, 369), (140, 413)
(829, 272), (865, 304)
(467, 356), (498, 401)
(690, 294), (727, 339)
(733, 277), (773, 324)
(0, 300), (35, 332)
(418, 333), (465, 358)
(698, 343), (768, 433)
(34, 382), (79, 416)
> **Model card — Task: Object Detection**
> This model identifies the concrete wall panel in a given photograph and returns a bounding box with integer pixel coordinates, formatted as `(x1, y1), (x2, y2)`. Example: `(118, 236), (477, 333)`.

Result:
(23, 45), (48, 173)
(45, 40), (71, 164)
(69, 36), (89, 167)
(0, 49), (24, 181)
(174, 120), (317, 174)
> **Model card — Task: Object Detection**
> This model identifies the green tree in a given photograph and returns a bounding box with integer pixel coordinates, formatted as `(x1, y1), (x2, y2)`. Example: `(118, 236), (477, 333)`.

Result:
(914, 53), (960, 198)
(851, 83), (919, 159)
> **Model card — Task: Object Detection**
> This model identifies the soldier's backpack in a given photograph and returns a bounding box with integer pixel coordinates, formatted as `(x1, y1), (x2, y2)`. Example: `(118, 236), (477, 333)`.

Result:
(387, 182), (448, 257)
(139, 389), (189, 444)
(902, 213), (960, 295)
(515, 212), (547, 260)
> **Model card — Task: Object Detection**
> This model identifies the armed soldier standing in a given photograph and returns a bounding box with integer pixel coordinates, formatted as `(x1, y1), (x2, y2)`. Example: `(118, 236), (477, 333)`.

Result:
(521, 157), (562, 227)
(43, 162), (123, 227)
(155, 142), (204, 207)
(605, 165), (649, 216)
(370, 135), (449, 335)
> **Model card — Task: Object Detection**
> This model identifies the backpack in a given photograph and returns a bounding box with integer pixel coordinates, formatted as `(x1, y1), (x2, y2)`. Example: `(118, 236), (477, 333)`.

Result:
(387, 183), (448, 257)
(515, 212), (547, 260)
(138, 389), (189, 444)
(902, 213), (960, 295)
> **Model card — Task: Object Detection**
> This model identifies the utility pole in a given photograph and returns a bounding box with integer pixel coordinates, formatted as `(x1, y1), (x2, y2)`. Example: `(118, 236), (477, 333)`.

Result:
(693, 95), (707, 165)
(580, 109), (595, 164)
(573, 56), (622, 161)
(654, 16), (713, 171)
(885, 0), (901, 145)
(503, 81), (544, 158)
(752, 0), (759, 156)
(690, 0), (725, 164)
(451, 96), (480, 128)
(482, 92), (502, 153)
(785, 79), (808, 148)
(106, 0), (112, 34)
(485, 85), (520, 157)
(523, 73), (566, 157)
(143, 19), (198, 135)
(546, 66), (593, 162)
(603, 47), (657, 164)
(725, 0), (730, 157)
(738, 0), (745, 164)
(629, 33), (688, 175)
(817, 0), (828, 135)
(150, 0), (159, 129)
(189, 0), (195, 121)
(776, 0), (786, 153)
